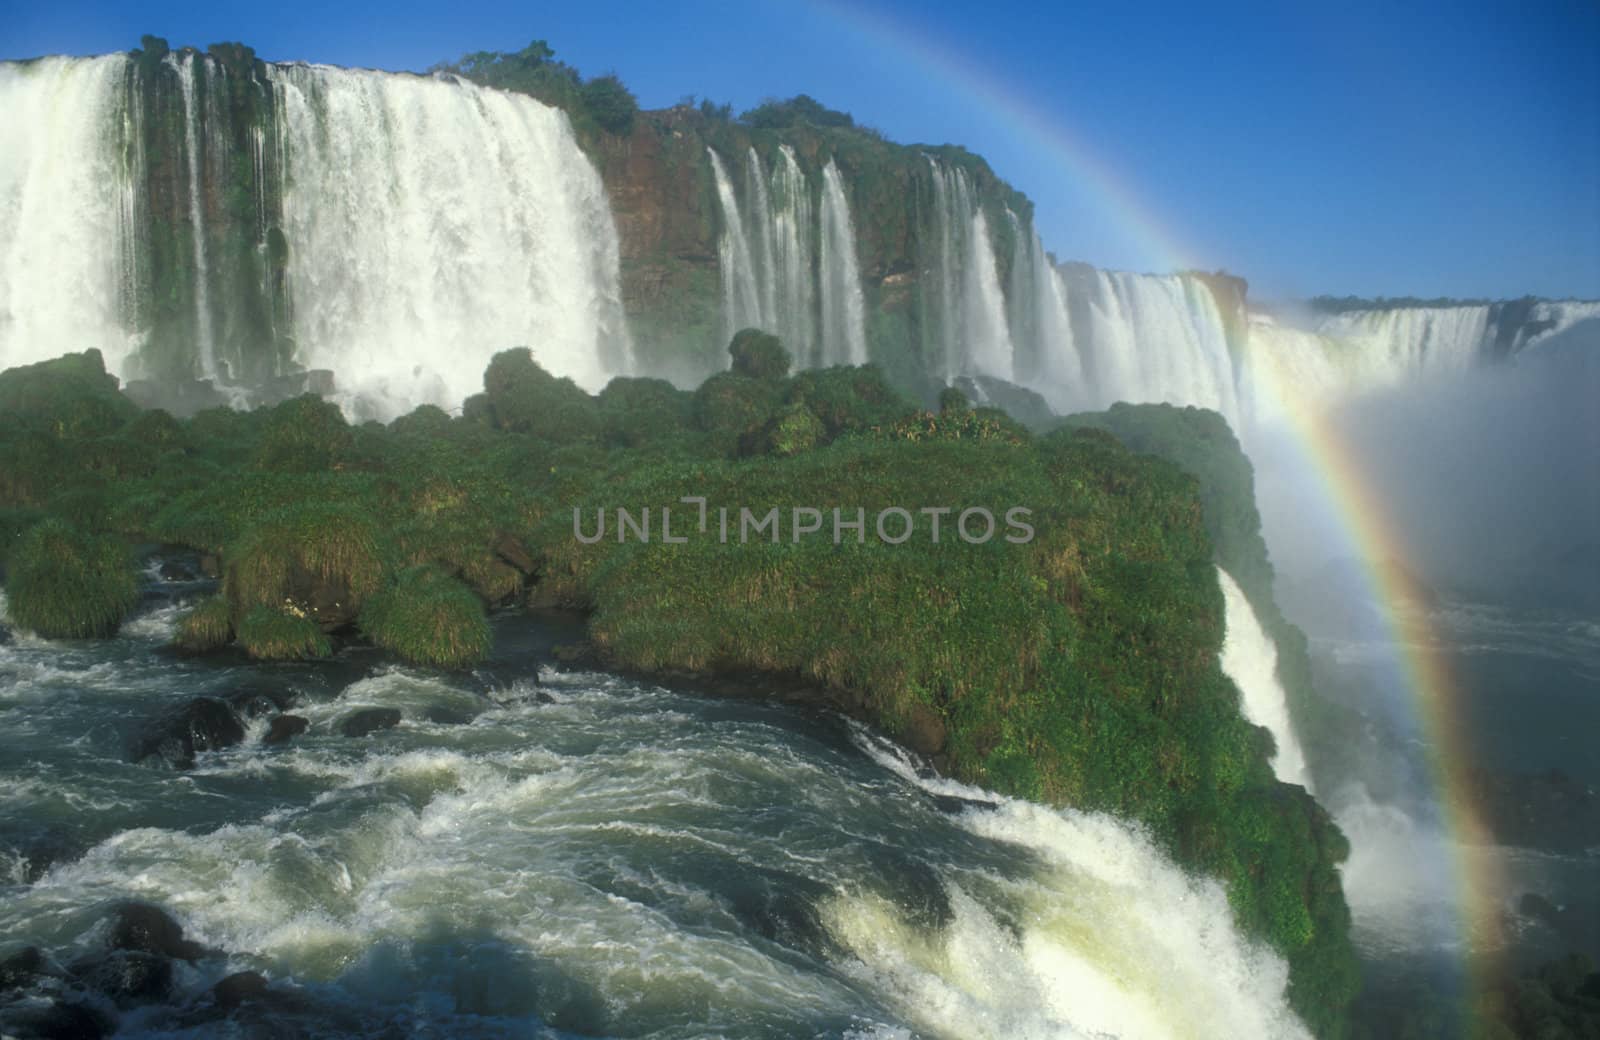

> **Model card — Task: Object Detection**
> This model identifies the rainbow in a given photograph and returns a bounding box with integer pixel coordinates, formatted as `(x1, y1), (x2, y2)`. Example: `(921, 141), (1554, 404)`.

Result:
(807, 0), (1199, 275)
(806, 0), (1509, 1010)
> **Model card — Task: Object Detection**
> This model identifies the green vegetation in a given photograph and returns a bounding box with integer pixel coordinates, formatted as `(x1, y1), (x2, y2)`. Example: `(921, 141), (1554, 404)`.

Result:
(237, 604), (332, 660)
(1058, 403), (1366, 789)
(3, 519), (140, 639)
(0, 344), (1357, 1033)
(360, 565), (491, 669)
(175, 595), (233, 653)
(430, 40), (639, 138)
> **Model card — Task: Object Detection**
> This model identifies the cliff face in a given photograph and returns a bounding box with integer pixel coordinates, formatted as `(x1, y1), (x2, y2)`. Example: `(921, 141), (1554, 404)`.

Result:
(585, 107), (1034, 393)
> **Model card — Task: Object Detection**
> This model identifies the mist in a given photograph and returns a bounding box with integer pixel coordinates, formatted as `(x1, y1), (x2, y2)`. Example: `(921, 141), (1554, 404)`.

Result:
(1254, 315), (1600, 612)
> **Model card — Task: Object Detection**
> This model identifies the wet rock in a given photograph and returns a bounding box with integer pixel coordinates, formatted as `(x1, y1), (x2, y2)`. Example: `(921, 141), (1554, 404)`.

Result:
(0, 999), (110, 1039)
(551, 642), (596, 667)
(227, 688), (294, 719)
(212, 970), (268, 1009)
(339, 708), (401, 738)
(263, 715), (309, 746)
(132, 698), (245, 770)
(534, 691), (556, 705)
(107, 903), (204, 962)
(898, 704), (947, 758)
(422, 706), (477, 726)
(0, 945), (48, 989)
(71, 949), (171, 1004)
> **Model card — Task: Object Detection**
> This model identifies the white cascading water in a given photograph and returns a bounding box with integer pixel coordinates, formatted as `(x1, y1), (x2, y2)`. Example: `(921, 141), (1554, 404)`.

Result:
(709, 147), (763, 349)
(845, 728), (1312, 1040)
(769, 146), (816, 364)
(743, 149), (779, 329)
(1073, 271), (1242, 428)
(170, 53), (217, 381)
(1217, 567), (1313, 790)
(818, 159), (868, 366)
(270, 64), (628, 419)
(0, 56), (139, 375)
(923, 158), (1015, 383)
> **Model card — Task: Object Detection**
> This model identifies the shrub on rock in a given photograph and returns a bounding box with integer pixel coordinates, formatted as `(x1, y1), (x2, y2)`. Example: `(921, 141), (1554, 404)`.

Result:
(727, 328), (791, 380)
(236, 605), (331, 661)
(3, 520), (139, 638)
(359, 565), (491, 669)
(468, 348), (599, 442)
(224, 503), (387, 629)
(174, 596), (233, 653)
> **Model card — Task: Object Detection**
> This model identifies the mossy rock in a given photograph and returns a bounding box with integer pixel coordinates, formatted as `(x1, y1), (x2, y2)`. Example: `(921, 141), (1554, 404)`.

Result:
(359, 565), (490, 669)
(691, 371), (784, 455)
(727, 327), (791, 380)
(760, 402), (824, 457)
(470, 348), (600, 442)
(174, 596), (233, 653)
(255, 394), (352, 472)
(237, 605), (331, 660)
(3, 520), (139, 639)
(224, 503), (388, 629)
(0, 350), (138, 441)
(786, 365), (914, 439)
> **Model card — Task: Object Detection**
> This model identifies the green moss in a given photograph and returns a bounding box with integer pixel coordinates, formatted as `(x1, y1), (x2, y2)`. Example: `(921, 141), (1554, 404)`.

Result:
(760, 402), (824, 456)
(175, 595), (233, 653)
(0, 350), (138, 439)
(3, 520), (139, 639)
(255, 394), (352, 472)
(237, 604), (331, 660)
(467, 348), (601, 442)
(359, 565), (491, 669)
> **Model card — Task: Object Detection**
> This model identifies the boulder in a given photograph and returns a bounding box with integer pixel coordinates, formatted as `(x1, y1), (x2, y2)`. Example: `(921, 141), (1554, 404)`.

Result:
(132, 698), (245, 770)
(263, 715), (309, 746)
(212, 970), (268, 1009)
(106, 903), (204, 961)
(71, 949), (171, 1004)
(339, 708), (401, 739)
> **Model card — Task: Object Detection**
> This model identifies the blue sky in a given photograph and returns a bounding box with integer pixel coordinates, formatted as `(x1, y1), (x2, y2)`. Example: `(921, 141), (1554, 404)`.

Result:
(5, 0), (1597, 301)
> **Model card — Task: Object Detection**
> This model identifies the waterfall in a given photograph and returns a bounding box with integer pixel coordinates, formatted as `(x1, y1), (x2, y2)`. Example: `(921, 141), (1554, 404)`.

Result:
(1218, 568), (1313, 790)
(270, 64), (628, 418)
(0, 56), (138, 376)
(922, 158), (1014, 382)
(818, 159), (868, 366)
(171, 53), (217, 381)
(743, 149), (778, 330)
(770, 146), (815, 365)
(708, 148), (763, 351)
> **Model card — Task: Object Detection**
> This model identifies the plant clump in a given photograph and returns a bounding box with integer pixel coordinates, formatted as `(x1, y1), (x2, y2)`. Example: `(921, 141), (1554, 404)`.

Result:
(359, 565), (491, 669)
(174, 596), (233, 653)
(3, 520), (139, 638)
(236, 605), (332, 660)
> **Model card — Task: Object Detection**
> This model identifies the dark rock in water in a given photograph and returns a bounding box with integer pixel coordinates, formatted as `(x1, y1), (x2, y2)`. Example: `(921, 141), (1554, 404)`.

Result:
(157, 561), (197, 582)
(132, 698), (245, 770)
(339, 708), (401, 738)
(227, 688), (294, 719)
(723, 871), (836, 958)
(212, 970), (268, 1009)
(263, 715), (309, 745)
(422, 706), (477, 726)
(71, 949), (171, 1004)
(107, 903), (204, 962)
(198, 555), (220, 579)
(535, 691), (556, 705)
(0, 945), (47, 989)
(928, 791), (998, 816)
(551, 642), (596, 667)
(0, 999), (110, 1039)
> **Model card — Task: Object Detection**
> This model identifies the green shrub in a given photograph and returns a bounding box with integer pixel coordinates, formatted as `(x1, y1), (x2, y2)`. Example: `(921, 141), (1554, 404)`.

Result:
(597, 376), (693, 448)
(237, 604), (331, 660)
(255, 394), (352, 472)
(3, 520), (139, 638)
(580, 74), (638, 134)
(760, 402), (824, 456)
(360, 565), (491, 669)
(727, 328), (791, 380)
(470, 348), (600, 442)
(0, 350), (137, 439)
(174, 596), (233, 653)
(692, 371), (783, 456)
(224, 503), (388, 628)
(938, 386), (970, 414)
(787, 365), (913, 439)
